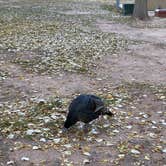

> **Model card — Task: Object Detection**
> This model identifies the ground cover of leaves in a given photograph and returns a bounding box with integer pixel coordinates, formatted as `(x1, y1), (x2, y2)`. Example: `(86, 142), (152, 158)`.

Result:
(0, 0), (131, 75)
(0, 83), (165, 165)
(0, 0), (166, 165)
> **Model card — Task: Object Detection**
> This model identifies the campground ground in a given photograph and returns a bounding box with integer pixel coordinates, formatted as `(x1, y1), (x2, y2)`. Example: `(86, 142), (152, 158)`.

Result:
(0, 0), (166, 165)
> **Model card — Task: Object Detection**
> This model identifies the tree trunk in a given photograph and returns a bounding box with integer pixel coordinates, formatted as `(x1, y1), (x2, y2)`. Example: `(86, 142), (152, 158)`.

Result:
(133, 0), (149, 20)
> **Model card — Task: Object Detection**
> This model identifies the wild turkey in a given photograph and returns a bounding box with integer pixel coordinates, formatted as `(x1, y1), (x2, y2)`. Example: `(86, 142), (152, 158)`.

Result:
(63, 94), (113, 129)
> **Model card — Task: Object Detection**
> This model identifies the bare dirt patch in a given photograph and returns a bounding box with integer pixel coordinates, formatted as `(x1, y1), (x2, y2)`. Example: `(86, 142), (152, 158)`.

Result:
(94, 43), (166, 85)
(97, 19), (166, 43)
(0, 61), (99, 103)
(96, 20), (166, 85)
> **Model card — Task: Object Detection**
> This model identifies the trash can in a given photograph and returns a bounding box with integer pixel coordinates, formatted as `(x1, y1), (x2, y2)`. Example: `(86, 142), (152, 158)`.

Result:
(123, 4), (135, 15)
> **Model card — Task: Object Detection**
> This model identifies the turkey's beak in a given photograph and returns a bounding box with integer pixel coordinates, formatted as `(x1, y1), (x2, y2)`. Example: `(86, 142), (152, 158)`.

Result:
(94, 106), (104, 113)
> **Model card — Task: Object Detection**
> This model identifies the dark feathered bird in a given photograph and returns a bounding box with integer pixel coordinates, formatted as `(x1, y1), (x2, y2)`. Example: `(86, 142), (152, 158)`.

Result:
(64, 94), (113, 129)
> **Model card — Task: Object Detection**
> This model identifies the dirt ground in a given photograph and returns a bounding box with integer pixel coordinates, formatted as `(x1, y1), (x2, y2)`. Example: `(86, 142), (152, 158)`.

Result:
(0, 0), (166, 166)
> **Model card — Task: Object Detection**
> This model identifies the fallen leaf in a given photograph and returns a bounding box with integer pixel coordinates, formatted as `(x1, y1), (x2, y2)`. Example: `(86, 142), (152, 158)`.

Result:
(131, 149), (140, 154)
(21, 157), (30, 161)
